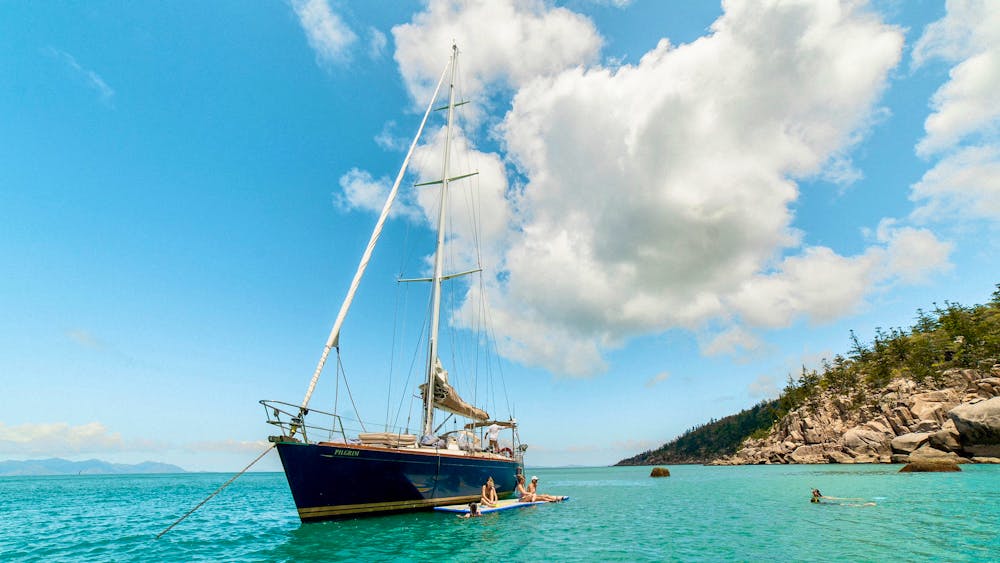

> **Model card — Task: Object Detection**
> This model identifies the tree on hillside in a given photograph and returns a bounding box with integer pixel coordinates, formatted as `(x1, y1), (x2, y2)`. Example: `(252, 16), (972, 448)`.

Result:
(617, 284), (1000, 466)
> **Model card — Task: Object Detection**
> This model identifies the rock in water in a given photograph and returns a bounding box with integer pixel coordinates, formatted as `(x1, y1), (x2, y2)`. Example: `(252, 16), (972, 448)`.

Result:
(650, 467), (670, 477)
(899, 460), (961, 472)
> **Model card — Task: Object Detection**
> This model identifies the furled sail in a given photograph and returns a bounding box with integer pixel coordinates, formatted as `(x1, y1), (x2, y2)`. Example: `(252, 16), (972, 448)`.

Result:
(419, 358), (489, 421)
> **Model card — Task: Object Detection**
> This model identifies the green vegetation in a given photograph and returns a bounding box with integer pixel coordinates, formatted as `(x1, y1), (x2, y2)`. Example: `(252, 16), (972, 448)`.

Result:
(617, 400), (782, 465)
(617, 284), (1000, 466)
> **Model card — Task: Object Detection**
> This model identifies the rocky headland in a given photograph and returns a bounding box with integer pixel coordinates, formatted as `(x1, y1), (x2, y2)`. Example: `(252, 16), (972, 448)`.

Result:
(712, 367), (1000, 465)
(619, 289), (1000, 467)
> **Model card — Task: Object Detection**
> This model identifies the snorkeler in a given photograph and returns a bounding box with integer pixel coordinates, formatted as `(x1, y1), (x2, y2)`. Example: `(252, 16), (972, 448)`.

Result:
(811, 489), (876, 506)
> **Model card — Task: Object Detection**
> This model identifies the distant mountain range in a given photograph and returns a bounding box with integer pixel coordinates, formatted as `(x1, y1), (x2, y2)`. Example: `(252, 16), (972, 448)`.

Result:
(0, 458), (186, 476)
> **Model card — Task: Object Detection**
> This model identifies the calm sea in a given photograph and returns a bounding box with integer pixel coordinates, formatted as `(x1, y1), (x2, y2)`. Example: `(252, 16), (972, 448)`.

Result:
(1, 464), (997, 561)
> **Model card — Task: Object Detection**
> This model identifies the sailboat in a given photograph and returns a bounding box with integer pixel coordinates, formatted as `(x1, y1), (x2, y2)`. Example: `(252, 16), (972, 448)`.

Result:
(261, 45), (524, 522)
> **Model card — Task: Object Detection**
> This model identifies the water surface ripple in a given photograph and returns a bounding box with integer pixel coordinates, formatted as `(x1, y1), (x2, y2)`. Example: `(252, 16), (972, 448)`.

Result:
(2, 465), (997, 561)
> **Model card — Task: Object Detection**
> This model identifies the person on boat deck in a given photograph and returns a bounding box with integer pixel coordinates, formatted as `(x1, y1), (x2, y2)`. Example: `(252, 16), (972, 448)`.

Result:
(528, 476), (565, 502)
(486, 423), (502, 452)
(481, 477), (498, 507)
(515, 474), (536, 502)
(459, 502), (481, 518)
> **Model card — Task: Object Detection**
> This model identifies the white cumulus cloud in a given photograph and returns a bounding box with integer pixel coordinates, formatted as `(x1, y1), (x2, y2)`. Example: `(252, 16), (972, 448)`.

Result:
(703, 326), (762, 357)
(291, 0), (357, 67)
(0, 422), (125, 456)
(486, 0), (904, 372)
(730, 221), (953, 328)
(392, 0), (602, 106)
(360, 0), (958, 375)
(336, 167), (420, 220)
(730, 247), (883, 329)
(912, 0), (1000, 156)
(876, 220), (954, 283)
(907, 1), (1000, 227)
(910, 145), (1000, 222)
(408, 126), (515, 272)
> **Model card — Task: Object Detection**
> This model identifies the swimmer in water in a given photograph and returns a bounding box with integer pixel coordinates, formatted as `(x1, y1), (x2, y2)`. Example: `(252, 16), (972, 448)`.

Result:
(459, 502), (481, 518)
(811, 489), (876, 506)
(811, 489), (823, 503)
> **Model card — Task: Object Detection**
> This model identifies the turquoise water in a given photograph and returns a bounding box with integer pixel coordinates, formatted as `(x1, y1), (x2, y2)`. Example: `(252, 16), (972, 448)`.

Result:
(2, 465), (998, 561)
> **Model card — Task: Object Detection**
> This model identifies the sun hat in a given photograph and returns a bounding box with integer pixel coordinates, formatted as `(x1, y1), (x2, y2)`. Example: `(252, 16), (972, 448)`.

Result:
(531, 476), (538, 481)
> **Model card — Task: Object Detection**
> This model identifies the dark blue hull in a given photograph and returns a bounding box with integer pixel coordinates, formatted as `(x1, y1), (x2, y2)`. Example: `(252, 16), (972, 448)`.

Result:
(275, 442), (522, 521)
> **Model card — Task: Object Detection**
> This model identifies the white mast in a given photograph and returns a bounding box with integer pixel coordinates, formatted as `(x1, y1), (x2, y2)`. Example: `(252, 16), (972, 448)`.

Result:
(422, 44), (460, 437)
(296, 59), (450, 417)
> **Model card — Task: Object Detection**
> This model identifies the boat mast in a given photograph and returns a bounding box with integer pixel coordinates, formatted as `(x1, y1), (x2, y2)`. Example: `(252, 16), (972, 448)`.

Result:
(295, 59), (450, 419)
(422, 44), (459, 438)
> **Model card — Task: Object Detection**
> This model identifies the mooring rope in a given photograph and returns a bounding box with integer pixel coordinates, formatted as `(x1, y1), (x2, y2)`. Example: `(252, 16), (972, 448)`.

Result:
(155, 444), (275, 539)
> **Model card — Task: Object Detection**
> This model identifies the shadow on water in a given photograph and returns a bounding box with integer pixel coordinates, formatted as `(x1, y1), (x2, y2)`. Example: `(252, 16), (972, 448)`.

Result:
(259, 502), (567, 561)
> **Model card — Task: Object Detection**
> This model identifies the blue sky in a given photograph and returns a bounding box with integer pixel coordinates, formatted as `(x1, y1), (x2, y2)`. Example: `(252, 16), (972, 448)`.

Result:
(1, 0), (998, 472)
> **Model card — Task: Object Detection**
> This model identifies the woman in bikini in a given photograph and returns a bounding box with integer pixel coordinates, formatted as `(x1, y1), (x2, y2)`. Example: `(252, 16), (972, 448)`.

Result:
(528, 476), (565, 502)
(515, 474), (536, 502)
(481, 476), (498, 507)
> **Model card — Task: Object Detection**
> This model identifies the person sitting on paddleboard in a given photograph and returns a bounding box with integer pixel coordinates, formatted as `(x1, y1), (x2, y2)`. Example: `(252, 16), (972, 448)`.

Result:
(528, 476), (566, 502)
(516, 474), (536, 502)
(481, 477), (498, 507)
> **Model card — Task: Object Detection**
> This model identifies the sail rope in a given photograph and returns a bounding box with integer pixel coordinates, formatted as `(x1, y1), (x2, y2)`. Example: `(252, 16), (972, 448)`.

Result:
(336, 353), (366, 433)
(482, 283), (513, 419)
(296, 58), (451, 417)
(451, 58), (513, 424)
(391, 288), (430, 433)
(448, 62), (482, 414)
(462, 118), (513, 421)
(384, 273), (402, 432)
(154, 445), (274, 539)
(380, 159), (415, 435)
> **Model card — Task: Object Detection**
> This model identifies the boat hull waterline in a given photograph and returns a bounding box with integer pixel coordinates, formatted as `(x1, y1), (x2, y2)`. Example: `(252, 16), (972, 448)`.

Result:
(275, 442), (521, 521)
